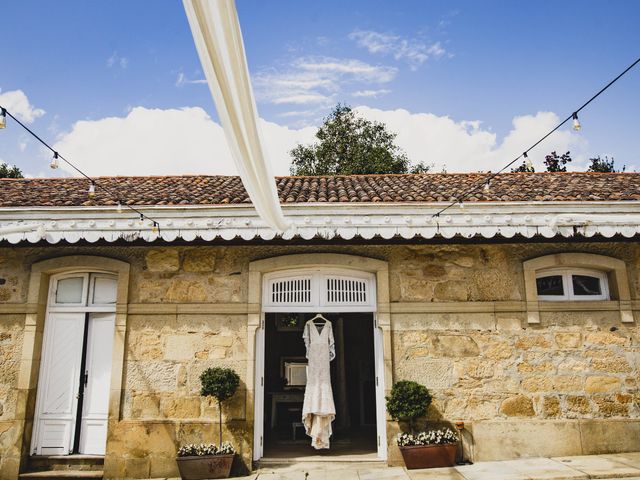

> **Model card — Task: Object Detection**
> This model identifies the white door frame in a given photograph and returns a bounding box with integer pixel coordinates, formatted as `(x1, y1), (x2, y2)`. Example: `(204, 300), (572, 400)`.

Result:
(31, 272), (117, 456)
(253, 266), (387, 461)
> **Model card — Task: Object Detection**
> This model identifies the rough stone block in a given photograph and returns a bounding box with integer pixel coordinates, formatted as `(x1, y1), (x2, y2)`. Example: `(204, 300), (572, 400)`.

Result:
(579, 419), (640, 454)
(145, 248), (180, 272)
(472, 420), (582, 461)
(500, 395), (535, 417)
(164, 334), (195, 361)
(131, 393), (161, 418)
(555, 332), (582, 349)
(433, 335), (479, 357)
(161, 397), (201, 418)
(183, 250), (216, 272)
(585, 376), (621, 393)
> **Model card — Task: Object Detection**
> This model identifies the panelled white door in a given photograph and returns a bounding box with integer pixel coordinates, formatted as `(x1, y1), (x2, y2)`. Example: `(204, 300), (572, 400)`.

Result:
(78, 312), (115, 455)
(32, 273), (116, 456)
(373, 322), (388, 460)
(32, 312), (85, 455)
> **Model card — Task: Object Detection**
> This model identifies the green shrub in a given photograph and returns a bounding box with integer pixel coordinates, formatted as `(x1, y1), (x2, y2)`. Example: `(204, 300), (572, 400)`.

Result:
(200, 367), (240, 447)
(386, 380), (432, 432)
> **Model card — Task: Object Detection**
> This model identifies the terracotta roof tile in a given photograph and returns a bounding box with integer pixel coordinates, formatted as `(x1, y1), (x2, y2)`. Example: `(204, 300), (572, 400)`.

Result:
(1, 173), (639, 208)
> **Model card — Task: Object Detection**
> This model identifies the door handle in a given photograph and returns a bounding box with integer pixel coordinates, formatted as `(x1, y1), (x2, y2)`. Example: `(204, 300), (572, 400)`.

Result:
(83, 370), (89, 387)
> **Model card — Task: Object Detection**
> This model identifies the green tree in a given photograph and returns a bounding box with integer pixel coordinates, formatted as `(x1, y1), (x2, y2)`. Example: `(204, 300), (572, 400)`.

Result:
(386, 380), (432, 433)
(290, 104), (430, 175)
(587, 155), (625, 172)
(544, 151), (572, 172)
(200, 367), (240, 447)
(0, 163), (23, 178)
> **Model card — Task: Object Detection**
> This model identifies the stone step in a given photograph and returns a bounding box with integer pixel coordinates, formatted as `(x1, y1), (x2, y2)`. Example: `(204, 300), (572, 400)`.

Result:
(26, 455), (104, 472)
(19, 470), (103, 480)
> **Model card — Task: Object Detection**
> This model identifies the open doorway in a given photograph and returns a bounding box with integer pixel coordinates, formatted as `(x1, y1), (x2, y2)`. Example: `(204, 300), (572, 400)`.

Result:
(262, 312), (377, 459)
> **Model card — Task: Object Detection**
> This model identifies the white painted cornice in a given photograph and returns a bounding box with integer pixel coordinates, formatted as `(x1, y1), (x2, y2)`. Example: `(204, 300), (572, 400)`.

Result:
(0, 201), (639, 244)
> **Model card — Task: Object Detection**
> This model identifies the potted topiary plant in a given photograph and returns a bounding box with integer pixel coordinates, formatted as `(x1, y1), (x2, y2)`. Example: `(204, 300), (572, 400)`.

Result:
(176, 367), (240, 479)
(386, 380), (458, 469)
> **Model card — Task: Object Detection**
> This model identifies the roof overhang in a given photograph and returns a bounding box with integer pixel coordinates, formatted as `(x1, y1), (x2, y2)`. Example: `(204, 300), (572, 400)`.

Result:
(0, 201), (639, 245)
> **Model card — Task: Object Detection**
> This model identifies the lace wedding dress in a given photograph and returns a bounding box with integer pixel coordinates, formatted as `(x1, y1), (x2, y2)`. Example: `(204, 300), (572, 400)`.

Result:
(302, 318), (336, 449)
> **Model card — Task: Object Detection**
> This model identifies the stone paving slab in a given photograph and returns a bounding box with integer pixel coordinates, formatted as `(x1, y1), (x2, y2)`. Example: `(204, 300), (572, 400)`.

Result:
(406, 466), (465, 479)
(601, 453), (640, 470)
(499, 457), (588, 480)
(552, 455), (640, 479)
(454, 460), (529, 480)
(358, 466), (410, 480)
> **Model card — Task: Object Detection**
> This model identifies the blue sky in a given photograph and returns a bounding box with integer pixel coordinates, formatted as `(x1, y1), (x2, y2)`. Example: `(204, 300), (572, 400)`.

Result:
(1, 0), (639, 177)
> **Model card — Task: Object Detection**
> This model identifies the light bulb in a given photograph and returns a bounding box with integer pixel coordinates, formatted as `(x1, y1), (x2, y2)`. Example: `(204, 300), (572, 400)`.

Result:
(458, 200), (464, 209)
(117, 202), (123, 214)
(523, 153), (533, 170)
(483, 180), (490, 191)
(88, 181), (96, 198)
(152, 222), (159, 234)
(139, 213), (144, 225)
(50, 152), (59, 169)
(0, 108), (6, 129)
(572, 112), (581, 131)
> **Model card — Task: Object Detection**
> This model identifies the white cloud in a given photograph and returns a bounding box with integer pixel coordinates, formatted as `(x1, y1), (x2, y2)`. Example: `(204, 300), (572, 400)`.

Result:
(354, 106), (587, 172)
(352, 89), (391, 98)
(253, 56), (397, 109)
(52, 106), (316, 177)
(349, 30), (447, 69)
(50, 105), (587, 179)
(175, 72), (207, 87)
(107, 52), (128, 69)
(0, 89), (46, 123)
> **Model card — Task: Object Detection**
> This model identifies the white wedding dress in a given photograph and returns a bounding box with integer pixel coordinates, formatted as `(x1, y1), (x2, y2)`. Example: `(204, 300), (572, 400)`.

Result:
(302, 318), (336, 449)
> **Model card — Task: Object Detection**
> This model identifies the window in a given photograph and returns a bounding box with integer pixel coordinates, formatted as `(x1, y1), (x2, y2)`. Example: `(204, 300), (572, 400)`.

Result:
(535, 268), (609, 301)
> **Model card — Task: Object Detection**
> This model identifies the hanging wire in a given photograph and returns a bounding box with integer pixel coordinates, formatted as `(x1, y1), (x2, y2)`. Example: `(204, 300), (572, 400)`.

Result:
(0, 108), (161, 234)
(431, 56), (640, 218)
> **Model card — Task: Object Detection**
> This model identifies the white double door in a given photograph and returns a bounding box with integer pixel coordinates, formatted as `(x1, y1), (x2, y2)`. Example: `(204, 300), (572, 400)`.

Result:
(32, 273), (116, 456)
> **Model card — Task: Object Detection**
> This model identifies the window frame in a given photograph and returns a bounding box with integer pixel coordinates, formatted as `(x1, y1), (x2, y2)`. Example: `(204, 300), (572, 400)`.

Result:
(535, 267), (609, 301)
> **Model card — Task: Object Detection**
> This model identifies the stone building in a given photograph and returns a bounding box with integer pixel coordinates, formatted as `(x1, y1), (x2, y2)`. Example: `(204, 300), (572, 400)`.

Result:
(0, 173), (639, 479)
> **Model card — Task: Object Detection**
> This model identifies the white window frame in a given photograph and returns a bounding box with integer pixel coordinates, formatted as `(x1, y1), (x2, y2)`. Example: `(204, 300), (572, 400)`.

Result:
(535, 267), (609, 301)
(262, 268), (376, 312)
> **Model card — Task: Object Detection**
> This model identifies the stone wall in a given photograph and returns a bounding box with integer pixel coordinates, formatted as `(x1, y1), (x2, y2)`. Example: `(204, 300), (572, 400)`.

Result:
(0, 242), (639, 478)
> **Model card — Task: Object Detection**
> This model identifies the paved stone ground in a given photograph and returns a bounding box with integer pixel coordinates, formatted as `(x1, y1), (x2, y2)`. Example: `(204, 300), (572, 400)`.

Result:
(225, 452), (640, 480)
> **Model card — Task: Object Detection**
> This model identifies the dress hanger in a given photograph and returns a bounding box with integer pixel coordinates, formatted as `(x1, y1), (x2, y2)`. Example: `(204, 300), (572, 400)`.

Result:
(309, 313), (327, 324)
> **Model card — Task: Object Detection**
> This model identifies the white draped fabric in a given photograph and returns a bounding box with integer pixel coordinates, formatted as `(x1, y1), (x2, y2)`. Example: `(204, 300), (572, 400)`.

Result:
(302, 319), (336, 449)
(182, 0), (288, 232)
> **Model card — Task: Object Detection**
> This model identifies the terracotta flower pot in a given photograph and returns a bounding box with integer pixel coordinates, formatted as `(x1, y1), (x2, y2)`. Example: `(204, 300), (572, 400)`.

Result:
(399, 443), (458, 469)
(176, 453), (234, 479)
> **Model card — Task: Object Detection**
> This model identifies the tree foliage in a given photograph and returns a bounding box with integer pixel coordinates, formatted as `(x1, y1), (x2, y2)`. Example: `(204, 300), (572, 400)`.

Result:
(587, 155), (625, 172)
(511, 160), (535, 173)
(544, 151), (572, 172)
(200, 367), (240, 446)
(386, 380), (432, 432)
(0, 163), (23, 178)
(290, 104), (430, 175)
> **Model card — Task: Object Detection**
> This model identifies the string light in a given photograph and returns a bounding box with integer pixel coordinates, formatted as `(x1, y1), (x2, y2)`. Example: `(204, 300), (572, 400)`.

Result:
(458, 200), (464, 209)
(0, 102), (162, 231)
(139, 213), (145, 225)
(431, 56), (640, 219)
(572, 112), (581, 131)
(152, 222), (159, 234)
(483, 179), (491, 192)
(50, 152), (59, 169)
(523, 152), (533, 170)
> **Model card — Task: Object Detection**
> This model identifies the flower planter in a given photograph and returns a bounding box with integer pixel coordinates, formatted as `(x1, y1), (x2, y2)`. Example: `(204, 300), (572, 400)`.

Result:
(176, 454), (234, 479)
(399, 443), (458, 469)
